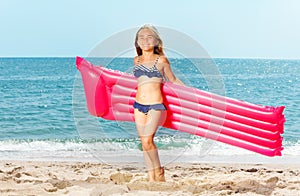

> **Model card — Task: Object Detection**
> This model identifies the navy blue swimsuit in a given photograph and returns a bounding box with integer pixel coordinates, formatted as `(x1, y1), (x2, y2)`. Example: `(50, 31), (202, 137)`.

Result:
(133, 56), (167, 115)
(133, 101), (166, 115)
(133, 55), (164, 79)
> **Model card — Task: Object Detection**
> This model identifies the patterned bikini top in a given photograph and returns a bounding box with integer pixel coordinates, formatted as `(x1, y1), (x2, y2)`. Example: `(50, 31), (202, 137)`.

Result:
(133, 56), (164, 79)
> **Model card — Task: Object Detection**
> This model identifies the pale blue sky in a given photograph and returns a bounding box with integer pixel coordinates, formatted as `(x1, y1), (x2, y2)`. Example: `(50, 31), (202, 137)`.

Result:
(1, 0), (299, 58)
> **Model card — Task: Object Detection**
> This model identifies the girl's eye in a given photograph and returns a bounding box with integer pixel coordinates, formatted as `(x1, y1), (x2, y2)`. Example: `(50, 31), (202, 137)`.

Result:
(138, 35), (155, 41)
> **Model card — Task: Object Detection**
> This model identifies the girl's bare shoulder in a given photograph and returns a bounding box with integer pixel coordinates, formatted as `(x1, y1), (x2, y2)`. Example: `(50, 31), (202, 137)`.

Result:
(134, 56), (140, 65)
(158, 55), (170, 65)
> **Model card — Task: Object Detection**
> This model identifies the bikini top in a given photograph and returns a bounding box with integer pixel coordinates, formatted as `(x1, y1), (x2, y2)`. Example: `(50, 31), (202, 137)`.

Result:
(133, 56), (164, 79)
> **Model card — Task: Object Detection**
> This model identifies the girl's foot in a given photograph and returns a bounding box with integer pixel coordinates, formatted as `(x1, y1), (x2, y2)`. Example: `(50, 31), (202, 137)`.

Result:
(148, 170), (155, 182)
(155, 167), (166, 182)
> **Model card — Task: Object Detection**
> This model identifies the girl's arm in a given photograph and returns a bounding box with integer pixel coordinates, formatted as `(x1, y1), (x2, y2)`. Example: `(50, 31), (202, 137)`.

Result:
(161, 56), (184, 86)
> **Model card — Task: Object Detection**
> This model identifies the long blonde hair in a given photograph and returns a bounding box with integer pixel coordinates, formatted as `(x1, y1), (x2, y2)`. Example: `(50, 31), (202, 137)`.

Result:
(134, 25), (164, 56)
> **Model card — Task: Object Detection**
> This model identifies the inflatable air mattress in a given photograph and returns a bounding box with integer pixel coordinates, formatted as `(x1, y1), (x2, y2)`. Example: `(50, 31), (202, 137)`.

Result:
(76, 56), (285, 156)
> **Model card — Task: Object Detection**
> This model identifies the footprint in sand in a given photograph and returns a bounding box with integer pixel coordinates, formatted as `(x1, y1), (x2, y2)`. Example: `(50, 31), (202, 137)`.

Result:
(110, 173), (133, 184)
(7, 166), (23, 175)
(48, 172), (58, 179)
(47, 179), (73, 189)
(43, 183), (58, 192)
(234, 179), (277, 195)
(266, 176), (279, 184)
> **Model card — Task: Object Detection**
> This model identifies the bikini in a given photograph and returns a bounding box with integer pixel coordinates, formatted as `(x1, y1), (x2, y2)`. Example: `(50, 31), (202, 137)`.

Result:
(133, 55), (164, 79)
(133, 55), (167, 115)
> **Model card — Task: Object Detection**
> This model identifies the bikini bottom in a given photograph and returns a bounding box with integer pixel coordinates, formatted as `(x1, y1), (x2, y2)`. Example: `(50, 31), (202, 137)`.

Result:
(133, 101), (167, 115)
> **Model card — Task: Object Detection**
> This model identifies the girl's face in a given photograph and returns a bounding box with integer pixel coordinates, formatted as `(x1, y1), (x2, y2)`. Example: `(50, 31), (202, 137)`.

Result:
(137, 29), (158, 52)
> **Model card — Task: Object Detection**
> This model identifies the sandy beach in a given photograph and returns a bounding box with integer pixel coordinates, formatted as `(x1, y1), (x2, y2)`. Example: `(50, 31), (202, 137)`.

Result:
(0, 160), (299, 196)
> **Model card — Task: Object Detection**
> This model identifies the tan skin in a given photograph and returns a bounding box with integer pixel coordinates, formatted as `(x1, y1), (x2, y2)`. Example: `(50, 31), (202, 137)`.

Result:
(133, 28), (183, 182)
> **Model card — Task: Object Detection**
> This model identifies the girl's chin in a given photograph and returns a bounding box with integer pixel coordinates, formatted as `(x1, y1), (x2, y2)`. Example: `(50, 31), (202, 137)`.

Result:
(141, 47), (154, 51)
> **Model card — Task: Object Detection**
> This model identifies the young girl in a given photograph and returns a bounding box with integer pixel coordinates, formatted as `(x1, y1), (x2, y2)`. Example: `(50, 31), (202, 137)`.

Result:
(133, 25), (183, 182)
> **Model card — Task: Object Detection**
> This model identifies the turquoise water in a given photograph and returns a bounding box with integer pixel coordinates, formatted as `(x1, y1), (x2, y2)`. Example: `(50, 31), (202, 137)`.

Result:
(0, 57), (299, 163)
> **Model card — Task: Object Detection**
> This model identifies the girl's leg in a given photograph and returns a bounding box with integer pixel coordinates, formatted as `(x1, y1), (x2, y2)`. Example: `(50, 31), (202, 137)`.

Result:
(134, 109), (166, 181)
(134, 109), (155, 181)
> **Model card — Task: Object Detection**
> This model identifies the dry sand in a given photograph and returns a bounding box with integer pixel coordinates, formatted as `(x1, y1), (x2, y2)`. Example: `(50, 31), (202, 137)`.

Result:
(0, 160), (299, 195)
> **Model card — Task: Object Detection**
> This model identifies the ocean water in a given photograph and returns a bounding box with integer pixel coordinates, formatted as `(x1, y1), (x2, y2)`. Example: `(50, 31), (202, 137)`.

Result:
(0, 57), (299, 164)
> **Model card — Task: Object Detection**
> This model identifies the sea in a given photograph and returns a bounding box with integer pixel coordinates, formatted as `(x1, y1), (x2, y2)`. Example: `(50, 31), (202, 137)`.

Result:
(0, 57), (299, 165)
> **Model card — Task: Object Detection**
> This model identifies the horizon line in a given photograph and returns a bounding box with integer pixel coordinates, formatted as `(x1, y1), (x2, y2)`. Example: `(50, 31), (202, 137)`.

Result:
(1, 56), (300, 60)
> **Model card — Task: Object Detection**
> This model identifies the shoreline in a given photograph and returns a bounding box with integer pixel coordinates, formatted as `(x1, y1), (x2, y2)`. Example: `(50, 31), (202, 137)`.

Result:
(2, 151), (300, 165)
(0, 160), (299, 195)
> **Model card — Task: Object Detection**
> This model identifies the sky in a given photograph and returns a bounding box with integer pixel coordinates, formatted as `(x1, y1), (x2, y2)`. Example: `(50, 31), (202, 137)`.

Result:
(0, 0), (299, 59)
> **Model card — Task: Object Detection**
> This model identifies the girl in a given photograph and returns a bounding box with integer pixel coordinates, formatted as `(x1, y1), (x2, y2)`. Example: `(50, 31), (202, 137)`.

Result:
(133, 25), (183, 182)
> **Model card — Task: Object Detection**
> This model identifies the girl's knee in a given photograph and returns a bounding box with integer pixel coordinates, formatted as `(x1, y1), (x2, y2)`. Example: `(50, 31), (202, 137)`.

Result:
(140, 136), (155, 151)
